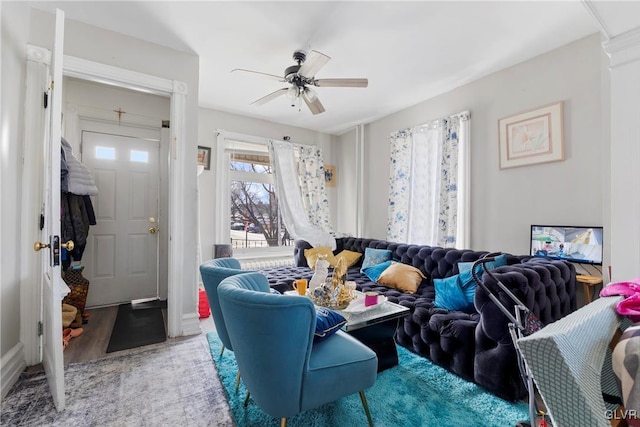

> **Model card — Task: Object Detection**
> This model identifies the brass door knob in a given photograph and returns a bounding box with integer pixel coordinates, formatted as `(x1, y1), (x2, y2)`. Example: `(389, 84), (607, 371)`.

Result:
(61, 240), (75, 251)
(34, 241), (49, 252)
(149, 227), (157, 234)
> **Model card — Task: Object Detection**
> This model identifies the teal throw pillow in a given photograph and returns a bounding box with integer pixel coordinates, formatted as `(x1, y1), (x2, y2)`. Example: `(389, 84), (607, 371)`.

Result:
(314, 307), (347, 342)
(360, 248), (393, 272)
(362, 260), (393, 282)
(433, 270), (477, 312)
(458, 254), (507, 276)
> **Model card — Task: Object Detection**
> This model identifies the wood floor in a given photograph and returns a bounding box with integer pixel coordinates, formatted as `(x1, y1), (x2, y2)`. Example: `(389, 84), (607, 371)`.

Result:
(61, 304), (215, 366)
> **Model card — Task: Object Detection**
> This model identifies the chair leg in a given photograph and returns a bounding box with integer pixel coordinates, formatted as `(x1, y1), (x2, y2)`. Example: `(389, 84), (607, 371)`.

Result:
(235, 370), (241, 390)
(280, 418), (287, 427)
(219, 344), (225, 357)
(359, 391), (373, 427)
(243, 391), (251, 407)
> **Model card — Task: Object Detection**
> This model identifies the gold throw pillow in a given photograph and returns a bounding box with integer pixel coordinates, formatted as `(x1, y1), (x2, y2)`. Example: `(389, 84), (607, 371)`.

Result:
(377, 262), (426, 294)
(304, 247), (337, 269)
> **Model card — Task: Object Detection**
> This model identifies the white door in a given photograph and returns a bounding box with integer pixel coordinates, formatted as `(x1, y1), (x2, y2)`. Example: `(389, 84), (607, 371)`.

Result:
(37, 9), (66, 411)
(82, 132), (160, 306)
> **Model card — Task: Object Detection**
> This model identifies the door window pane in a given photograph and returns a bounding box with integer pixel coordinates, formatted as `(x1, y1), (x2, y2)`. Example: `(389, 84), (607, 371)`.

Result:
(130, 150), (149, 163)
(95, 146), (116, 160)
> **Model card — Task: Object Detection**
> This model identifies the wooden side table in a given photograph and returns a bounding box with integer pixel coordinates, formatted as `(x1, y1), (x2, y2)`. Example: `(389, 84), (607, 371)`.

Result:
(576, 274), (604, 304)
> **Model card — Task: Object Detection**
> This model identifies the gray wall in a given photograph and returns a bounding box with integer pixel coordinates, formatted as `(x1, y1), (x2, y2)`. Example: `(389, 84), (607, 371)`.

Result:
(197, 108), (337, 260)
(1, 1), (30, 362)
(335, 128), (358, 235)
(338, 33), (605, 257)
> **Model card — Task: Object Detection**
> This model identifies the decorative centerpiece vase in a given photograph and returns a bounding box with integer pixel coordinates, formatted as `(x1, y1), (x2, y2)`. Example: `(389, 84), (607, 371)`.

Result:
(332, 257), (353, 309)
(310, 255), (329, 292)
(311, 256), (355, 309)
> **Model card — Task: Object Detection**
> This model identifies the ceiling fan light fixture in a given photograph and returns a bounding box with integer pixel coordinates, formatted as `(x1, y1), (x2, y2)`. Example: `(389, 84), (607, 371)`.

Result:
(287, 86), (301, 108)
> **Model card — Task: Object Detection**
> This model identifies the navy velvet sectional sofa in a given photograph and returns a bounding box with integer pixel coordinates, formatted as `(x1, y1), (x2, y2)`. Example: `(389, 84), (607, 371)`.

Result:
(259, 236), (577, 402)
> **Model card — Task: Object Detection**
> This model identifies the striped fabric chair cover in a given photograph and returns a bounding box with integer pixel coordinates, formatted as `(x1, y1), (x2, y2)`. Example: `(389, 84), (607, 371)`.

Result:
(518, 296), (624, 427)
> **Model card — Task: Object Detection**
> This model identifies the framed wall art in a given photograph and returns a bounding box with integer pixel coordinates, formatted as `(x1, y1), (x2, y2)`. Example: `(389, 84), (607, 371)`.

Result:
(197, 146), (211, 170)
(324, 164), (337, 187)
(498, 101), (564, 169)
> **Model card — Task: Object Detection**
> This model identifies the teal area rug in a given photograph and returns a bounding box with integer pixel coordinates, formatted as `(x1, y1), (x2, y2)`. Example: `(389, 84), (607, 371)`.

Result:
(206, 332), (528, 426)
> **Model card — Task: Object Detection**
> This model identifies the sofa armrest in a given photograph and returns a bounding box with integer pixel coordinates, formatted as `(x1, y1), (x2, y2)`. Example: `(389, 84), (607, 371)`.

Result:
(473, 259), (577, 401)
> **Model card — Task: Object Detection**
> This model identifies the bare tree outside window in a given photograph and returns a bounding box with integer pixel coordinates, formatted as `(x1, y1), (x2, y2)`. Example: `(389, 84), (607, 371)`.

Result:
(229, 156), (291, 248)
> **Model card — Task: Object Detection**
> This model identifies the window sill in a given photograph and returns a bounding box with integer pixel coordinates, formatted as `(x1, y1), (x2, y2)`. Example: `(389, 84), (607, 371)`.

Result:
(233, 246), (292, 258)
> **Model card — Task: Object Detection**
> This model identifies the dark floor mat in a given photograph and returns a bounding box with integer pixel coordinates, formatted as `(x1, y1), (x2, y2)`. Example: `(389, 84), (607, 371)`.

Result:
(106, 303), (166, 353)
(131, 299), (168, 310)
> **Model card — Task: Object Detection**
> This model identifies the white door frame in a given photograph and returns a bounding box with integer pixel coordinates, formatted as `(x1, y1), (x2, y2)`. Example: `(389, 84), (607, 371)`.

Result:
(22, 46), (189, 368)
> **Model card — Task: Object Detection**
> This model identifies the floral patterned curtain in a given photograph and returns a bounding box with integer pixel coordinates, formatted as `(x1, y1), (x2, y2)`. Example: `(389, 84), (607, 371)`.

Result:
(297, 145), (334, 233)
(268, 140), (335, 249)
(387, 130), (413, 242)
(387, 113), (469, 247)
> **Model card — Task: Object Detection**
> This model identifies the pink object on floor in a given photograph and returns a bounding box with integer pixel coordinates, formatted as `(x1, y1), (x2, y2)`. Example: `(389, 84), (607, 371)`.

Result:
(600, 277), (640, 298)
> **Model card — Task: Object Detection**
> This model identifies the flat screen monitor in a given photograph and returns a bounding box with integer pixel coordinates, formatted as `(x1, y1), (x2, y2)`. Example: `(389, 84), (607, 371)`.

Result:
(530, 225), (603, 265)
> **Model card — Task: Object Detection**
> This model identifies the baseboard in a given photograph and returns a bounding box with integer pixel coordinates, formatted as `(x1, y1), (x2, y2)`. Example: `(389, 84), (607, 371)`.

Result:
(180, 312), (202, 337)
(1, 342), (27, 399)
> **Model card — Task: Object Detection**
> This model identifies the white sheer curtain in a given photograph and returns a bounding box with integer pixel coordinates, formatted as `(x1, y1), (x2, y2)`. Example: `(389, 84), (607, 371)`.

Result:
(387, 112), (470, 248)
(268, 140), (335, 249)
(408, 121), (445, 245)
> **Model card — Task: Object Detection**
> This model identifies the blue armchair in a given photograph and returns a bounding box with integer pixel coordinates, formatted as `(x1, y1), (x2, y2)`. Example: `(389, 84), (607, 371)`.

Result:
(200, 258), (246, 389)
(200, 257), (244, 355)
(218, 272), (378, 427)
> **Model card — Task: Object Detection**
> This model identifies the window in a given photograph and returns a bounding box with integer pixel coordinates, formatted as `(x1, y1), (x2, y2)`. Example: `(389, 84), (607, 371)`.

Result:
(216, 132), (292, 253)
(387, 112), (470, 248)
(95, 146), (116, 160)
(130, 150), (149, 163)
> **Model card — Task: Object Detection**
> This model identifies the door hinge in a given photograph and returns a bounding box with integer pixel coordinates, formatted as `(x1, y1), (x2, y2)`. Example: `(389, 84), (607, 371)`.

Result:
(43, 92), (48, 109)
(37, 321), (43, 336)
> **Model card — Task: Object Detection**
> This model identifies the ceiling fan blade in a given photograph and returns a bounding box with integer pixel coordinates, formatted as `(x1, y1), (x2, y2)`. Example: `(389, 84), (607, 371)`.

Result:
(298, 50), (330, 78)
(314, 78), (368, 88)
(302, 89), (325, 115)
(251, 88), (289, 106)
(232, 68), (285, 82)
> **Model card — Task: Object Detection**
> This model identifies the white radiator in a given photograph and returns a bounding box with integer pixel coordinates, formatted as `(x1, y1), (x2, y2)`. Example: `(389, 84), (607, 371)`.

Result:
(240, 256), (295, 270)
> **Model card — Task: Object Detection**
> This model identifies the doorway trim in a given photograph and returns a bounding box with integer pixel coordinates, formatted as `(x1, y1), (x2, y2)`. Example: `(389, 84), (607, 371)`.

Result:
(23, 46), (189, 362)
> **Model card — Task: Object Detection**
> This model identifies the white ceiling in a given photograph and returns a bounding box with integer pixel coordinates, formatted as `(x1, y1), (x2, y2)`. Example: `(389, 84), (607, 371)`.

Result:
(31, 1), (600, 135)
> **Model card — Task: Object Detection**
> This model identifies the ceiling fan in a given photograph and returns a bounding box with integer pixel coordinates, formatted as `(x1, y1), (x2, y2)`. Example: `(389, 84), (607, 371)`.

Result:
(232, 50), (368, 115)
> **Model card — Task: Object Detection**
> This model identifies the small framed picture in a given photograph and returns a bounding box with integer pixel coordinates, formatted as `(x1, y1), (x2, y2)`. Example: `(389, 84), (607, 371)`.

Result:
(498, 101), (564, 169)
(197, 146), (211, 170)
(324, 164), (336, 187)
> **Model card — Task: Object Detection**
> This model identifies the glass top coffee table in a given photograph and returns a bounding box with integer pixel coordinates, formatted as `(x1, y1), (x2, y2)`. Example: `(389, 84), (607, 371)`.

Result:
(286, 290), (409, 372)
(336, 296), (410, 372)
(338, 297), (409, 332)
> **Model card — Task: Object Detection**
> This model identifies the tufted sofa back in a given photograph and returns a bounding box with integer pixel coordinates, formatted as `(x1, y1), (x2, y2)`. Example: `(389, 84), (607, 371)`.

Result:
(295, 237), (525, 283)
